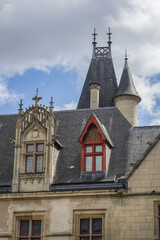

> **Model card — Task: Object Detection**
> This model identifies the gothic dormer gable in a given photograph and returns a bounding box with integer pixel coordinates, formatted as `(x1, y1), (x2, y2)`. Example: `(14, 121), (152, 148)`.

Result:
(12, 89), (55, 193)
(79, 113), (113, 182)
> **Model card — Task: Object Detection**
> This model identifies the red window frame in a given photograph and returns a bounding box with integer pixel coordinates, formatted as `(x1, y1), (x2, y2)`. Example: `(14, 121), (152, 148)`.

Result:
(19, 220), (41, 239)
(26, 144), (34, 153)
(84, 144), (103, 172)
(25, 143), (44, 173)
(79, 218), (102, 239)
(79, 114), (111, 173)
(80, 219), (90, 235)
(20, 220), (29, 237)
(36, 143), (44, 152)
(92, 218), (102, 234)
(32, 220), (41, 236)
(25, 156), (33, 173)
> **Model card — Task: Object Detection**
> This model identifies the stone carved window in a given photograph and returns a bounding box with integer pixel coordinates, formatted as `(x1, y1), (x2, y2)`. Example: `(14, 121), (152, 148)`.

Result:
(79, 217), (103, 240)
(25, 143), (44, 173)
(18, 220), (41, 240)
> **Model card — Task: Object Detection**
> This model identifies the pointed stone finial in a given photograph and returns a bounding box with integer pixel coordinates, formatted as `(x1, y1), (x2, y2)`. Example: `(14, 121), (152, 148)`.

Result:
(107, 27), (112, 46)
(49, 97), (54, 112)
(92, 28), (97, 59)
(92, 28), (97, 46)
(124, 49), (128, 68)
(18, 99), (23, 115)
(32, 88), (42, 107)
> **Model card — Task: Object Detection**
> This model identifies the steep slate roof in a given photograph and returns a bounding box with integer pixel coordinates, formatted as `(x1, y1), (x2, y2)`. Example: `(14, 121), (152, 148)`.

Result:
(0, 114), (17, 186)
(53, 107), (132, 183)
(77, 53), (118, 109)
(1, 110), (160, 188)
(114, 57), (141, 100)
(126, 126), (160, 173)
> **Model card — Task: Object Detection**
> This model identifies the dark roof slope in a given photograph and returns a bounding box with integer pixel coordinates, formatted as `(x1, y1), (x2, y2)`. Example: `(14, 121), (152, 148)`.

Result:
(126, 126), (160, 173)
(0, 114), (17, 186)
(77, 56), (118, 109)
(1, 110), (160, 187)
(53, 107), (131, 183)
(114, 59), (141, 100)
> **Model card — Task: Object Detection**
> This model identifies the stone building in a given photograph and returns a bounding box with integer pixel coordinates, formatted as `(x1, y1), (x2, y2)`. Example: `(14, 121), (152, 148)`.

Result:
(0, 30), (160, 240)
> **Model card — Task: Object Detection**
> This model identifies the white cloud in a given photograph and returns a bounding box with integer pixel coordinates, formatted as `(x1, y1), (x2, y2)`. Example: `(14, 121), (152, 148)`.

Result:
(55, 101), (77, 111)
(0, 78), (23, 105)
(0, 0), (160, 123)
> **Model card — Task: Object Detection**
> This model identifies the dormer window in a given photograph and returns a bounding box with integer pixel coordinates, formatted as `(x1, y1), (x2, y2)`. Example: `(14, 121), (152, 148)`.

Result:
(26, 143), (44, 173)
(84, 124), (104, 172)
(79, 114), (113, 174)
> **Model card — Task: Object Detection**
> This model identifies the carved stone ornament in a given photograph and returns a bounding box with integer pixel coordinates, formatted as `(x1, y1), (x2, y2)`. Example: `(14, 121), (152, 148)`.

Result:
(52, 134), (58, 143)
(10, 138), (15, 144)
(19, 173), (44, 184)
(32, 128), (38, 138)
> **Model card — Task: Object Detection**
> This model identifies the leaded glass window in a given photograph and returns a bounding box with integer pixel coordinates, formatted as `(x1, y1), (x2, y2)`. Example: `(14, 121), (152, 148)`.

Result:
(80, 219), (90, 234)
(32, 220), (41, 235)
(95, 145), (102, 152)
(25, 142), (44, 173)
(20, 220), (29, 236)
(26, 156), (33, 173)
(19, 220), (41, 240)
(81, 120), (106, 172)
(36, 156), (43, 173)
(86, 156), (92, 171)
(79, 217), (102, 240)
(86, 146), (92, 153)
(27, 144), (34, 153)
(37, 144), (44, 152)
(95, 156), (102, 171)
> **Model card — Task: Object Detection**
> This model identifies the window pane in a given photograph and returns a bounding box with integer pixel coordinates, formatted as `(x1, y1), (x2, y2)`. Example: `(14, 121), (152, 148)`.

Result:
(80, 219), (90, 234)
(94, 127), (98, 141)
(20, 220), (29, 236)
(26, 156), (33, 173)
(86, 146), (92, 153)
(96, 145), (102, 152)
(32, 220), (41, 235)
(92, 219), (102, 233)
(27, 144), (34, 152)
(36, 156), (43, 172)
(86, 156), (92, 171)
(80, 238), (89, 240)
(95, 156), (102, 171)
(37, 144), (44, 152)
(92, 238), (102, 240)
(20, 238), (29, 240)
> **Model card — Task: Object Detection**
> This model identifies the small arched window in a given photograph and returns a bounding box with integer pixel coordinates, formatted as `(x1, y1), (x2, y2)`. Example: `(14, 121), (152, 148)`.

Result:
(82, 123), (105, 172)
(79, 113), (109, 173)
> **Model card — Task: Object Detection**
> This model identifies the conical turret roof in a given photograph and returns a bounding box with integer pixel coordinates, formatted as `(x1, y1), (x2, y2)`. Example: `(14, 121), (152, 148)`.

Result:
(77, 29), (118, 109)
(114, 53), (141, 101)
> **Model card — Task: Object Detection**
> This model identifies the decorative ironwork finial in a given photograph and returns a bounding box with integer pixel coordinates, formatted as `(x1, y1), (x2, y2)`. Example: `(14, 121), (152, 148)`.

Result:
(49, 97), (54, 112)
(107, 27), (112, 46)
(92, 28), (97, 46)
(124, 49), (128, 61)
(32, 88), (42, 107)
(18, 99), (23, 115)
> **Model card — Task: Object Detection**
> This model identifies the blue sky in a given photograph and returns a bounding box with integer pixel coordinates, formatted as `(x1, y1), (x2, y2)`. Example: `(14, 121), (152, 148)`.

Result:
(1, 67), (79, 114)
(1, 0), (160, 126)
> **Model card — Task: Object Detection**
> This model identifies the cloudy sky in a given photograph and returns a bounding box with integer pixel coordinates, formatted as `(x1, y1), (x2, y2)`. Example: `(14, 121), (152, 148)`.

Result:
(0, 0), (160, 126)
